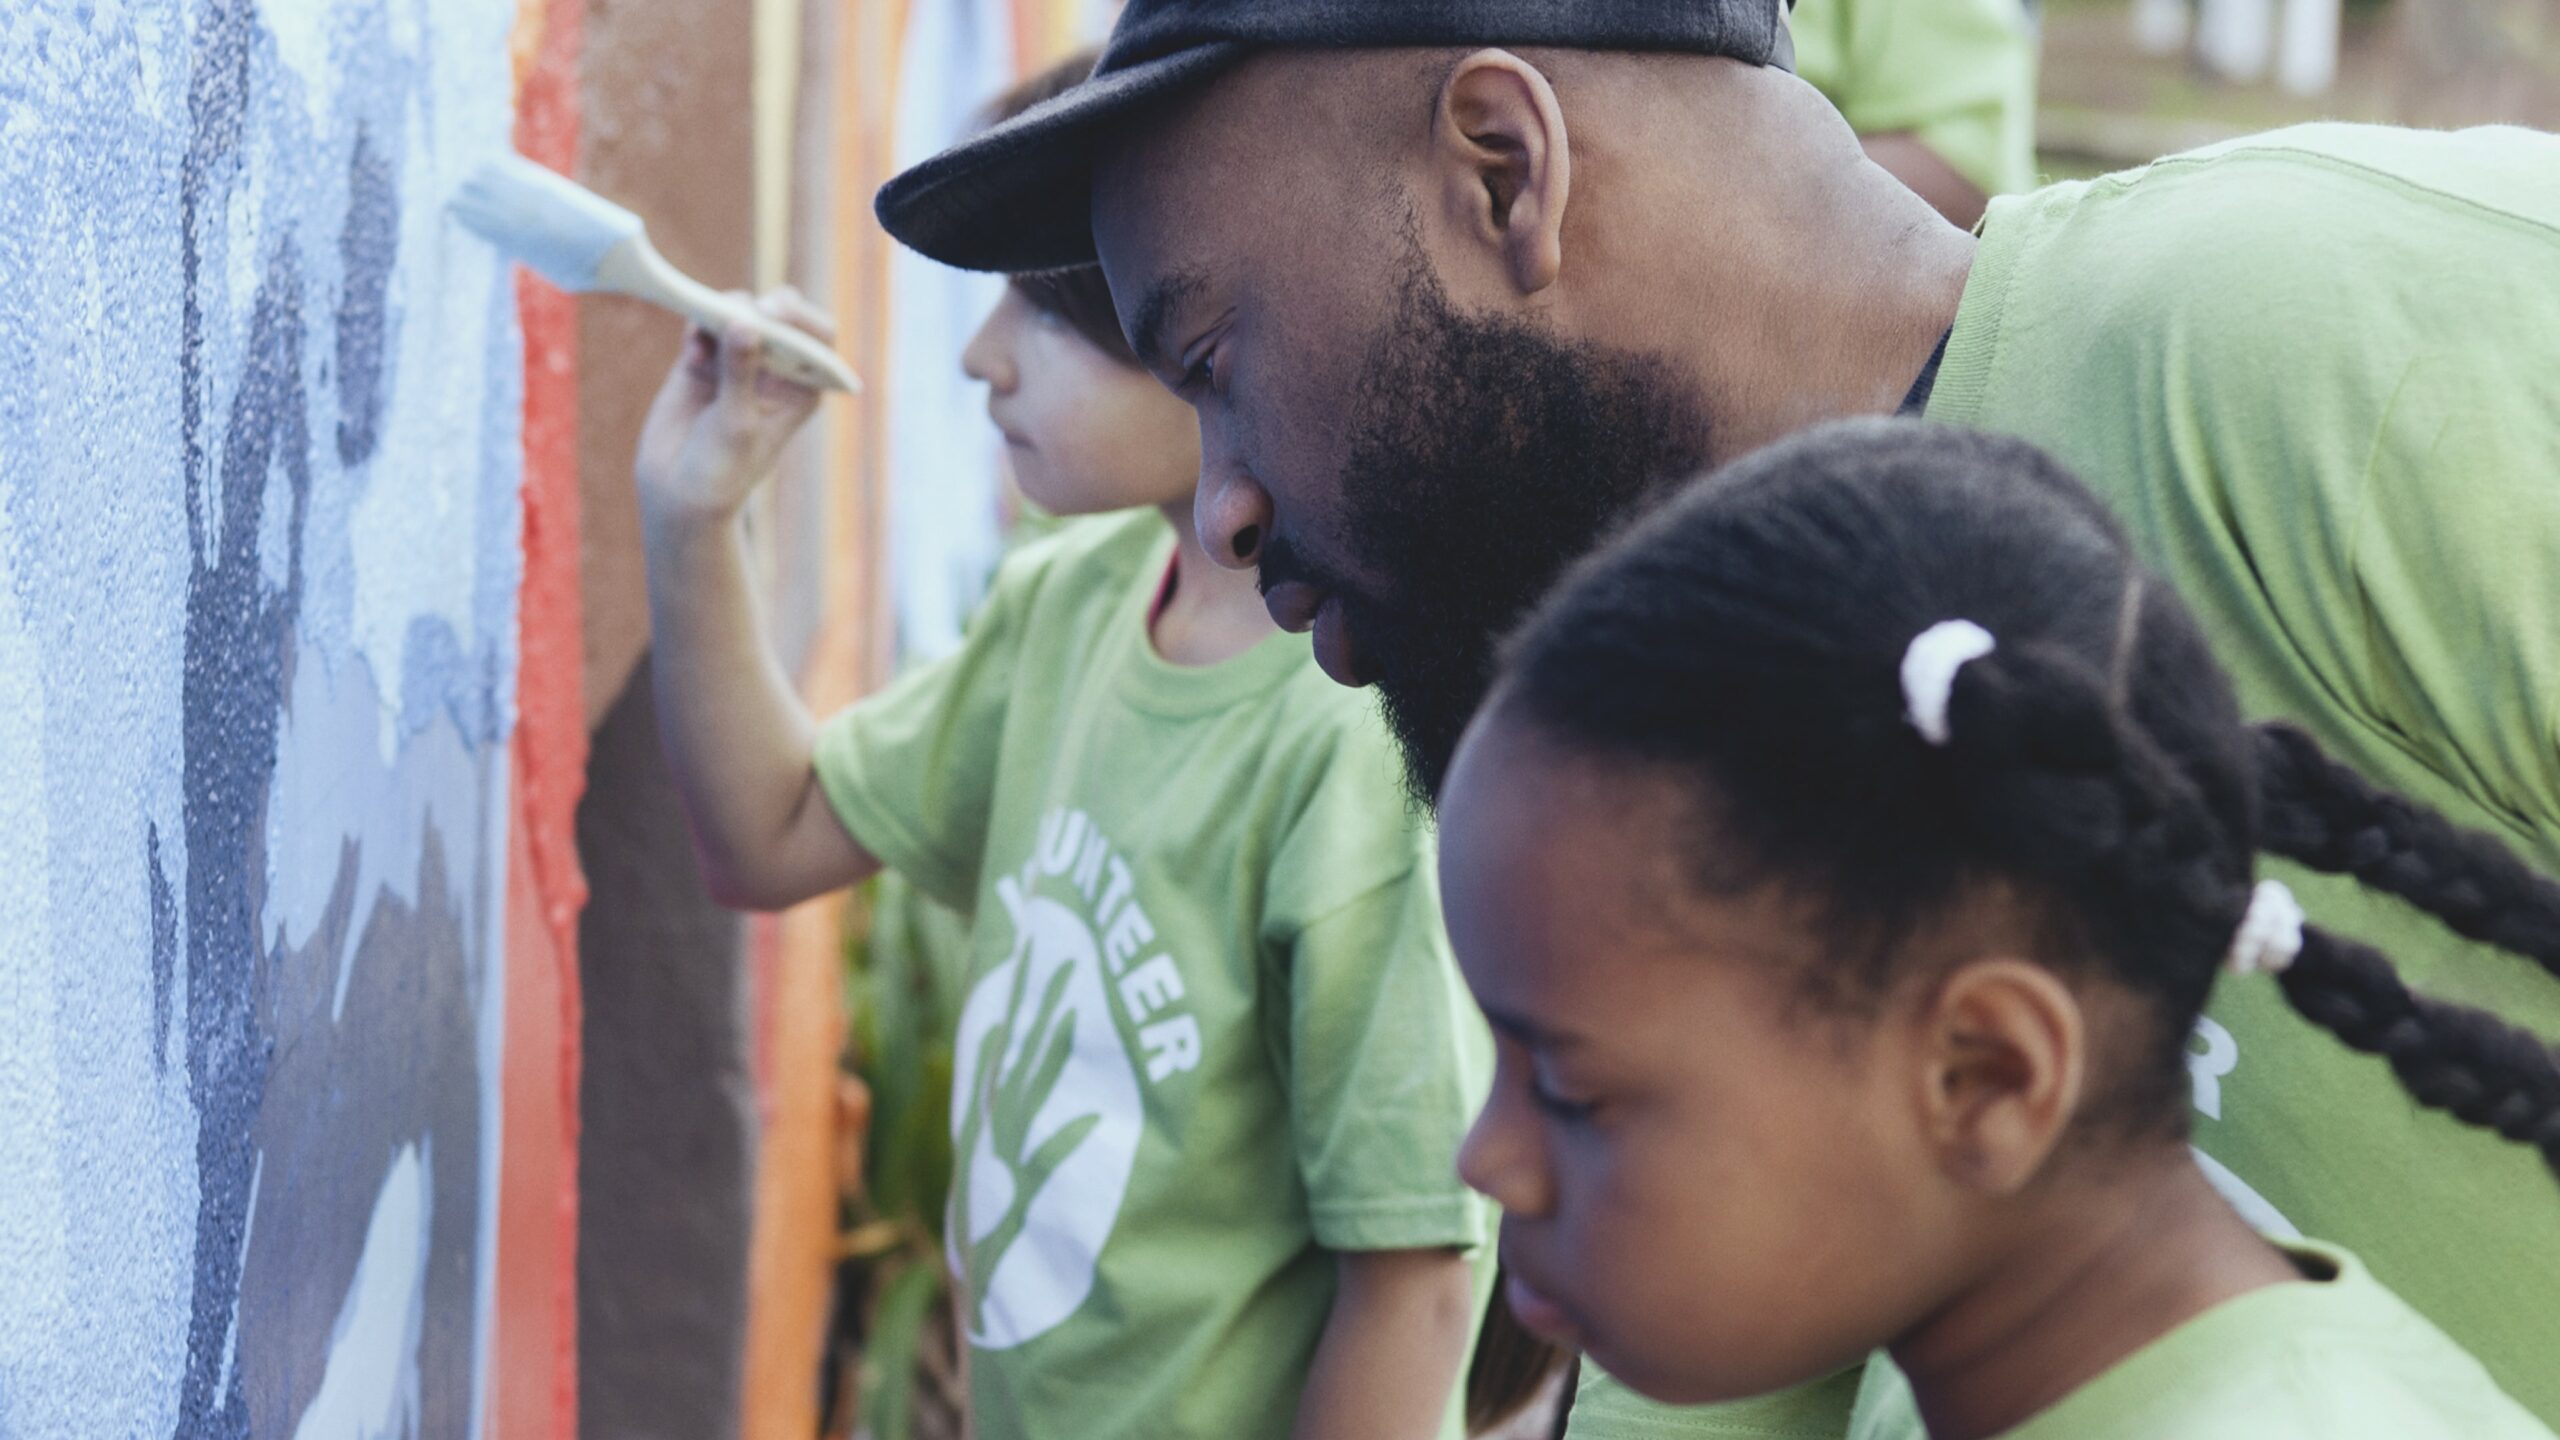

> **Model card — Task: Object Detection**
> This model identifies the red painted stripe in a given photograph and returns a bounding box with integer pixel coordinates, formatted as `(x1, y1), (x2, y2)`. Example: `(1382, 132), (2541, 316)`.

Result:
(494, 2), (589, 1437)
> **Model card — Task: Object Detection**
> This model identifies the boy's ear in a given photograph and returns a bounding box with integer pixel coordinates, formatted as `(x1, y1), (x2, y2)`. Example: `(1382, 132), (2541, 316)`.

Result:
(1910, 960), (2087, 1195)
(1431, 49), (1573, 297)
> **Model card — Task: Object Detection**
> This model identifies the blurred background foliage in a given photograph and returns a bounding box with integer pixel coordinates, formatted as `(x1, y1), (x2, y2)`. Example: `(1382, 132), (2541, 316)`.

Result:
(831, 876), (973, 1440)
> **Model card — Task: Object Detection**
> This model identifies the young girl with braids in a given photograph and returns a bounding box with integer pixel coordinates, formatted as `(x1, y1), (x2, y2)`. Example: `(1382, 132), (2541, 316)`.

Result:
(1439, 420), (2559, 1439)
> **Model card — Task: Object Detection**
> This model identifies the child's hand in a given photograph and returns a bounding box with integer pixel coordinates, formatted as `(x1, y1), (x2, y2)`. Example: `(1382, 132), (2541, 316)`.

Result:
(635, 288), (834, 526)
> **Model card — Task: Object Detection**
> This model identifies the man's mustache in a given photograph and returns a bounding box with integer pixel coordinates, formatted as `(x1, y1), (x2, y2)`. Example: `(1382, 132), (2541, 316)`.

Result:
(1254, 530), (1357, 602)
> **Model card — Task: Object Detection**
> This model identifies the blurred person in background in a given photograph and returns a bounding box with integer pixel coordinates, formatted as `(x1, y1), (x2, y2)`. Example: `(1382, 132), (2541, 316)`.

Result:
(1793, 0), (2040, 226)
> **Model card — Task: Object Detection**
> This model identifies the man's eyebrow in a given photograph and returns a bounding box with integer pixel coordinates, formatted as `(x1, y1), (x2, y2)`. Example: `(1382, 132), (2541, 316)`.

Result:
(1128, 268), (1208, 372)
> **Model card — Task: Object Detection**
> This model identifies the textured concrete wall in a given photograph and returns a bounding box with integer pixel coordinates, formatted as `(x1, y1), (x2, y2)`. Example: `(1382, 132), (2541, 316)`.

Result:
(0, 1), (579, 1435)
(577, 662), (754, 1440)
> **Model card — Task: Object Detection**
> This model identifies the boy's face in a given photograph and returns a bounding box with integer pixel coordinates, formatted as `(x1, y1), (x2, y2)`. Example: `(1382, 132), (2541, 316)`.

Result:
(1436, 714), (1970, 1406)
(962, 286), (1201, 519)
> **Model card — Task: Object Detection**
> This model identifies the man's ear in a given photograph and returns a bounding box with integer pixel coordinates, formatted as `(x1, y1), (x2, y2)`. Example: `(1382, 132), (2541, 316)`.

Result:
(1432, 49), (1572, 296)
(1910, 960), (2087, 1196)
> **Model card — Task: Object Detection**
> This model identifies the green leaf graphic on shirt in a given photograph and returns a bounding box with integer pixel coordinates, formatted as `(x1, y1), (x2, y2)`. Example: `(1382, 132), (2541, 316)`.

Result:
(956, 952), (1102, 1333)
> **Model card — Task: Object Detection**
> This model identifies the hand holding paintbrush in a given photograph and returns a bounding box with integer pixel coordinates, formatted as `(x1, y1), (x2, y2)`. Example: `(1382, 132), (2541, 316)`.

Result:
(452, 154), (863, 395)
(633, 289), (836, 527)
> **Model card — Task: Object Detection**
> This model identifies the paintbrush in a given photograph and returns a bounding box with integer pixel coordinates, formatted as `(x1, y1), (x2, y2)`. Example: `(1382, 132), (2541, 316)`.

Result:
(452, 154), (862, 394)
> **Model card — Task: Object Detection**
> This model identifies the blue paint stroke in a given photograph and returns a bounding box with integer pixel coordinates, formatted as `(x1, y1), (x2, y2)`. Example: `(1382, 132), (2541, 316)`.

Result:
(150, 821), (178, 1077)
(175, 228), (308, 1440)
(333, 124), (394, 470)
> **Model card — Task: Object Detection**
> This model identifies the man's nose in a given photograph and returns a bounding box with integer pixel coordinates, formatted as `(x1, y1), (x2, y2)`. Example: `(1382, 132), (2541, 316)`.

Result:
(1194, 445), (1273, 572)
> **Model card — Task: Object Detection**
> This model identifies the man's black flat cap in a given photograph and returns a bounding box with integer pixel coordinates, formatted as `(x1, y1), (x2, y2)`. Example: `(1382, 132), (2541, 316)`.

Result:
(877, 0), (1794, 274)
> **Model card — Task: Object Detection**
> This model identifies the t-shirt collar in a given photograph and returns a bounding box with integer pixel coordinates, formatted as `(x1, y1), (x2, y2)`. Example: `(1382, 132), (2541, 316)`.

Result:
(1899, 326), (1955, 417)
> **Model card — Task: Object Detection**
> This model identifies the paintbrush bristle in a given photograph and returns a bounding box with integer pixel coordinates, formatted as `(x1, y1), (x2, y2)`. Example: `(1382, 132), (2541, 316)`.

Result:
(450, 154), (643, 293)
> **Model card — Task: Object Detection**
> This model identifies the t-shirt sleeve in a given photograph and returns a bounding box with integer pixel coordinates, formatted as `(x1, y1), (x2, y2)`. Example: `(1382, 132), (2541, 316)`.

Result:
(811, 555), (1037, 913)
(1939, 133), (2560, 879)
(2135, 148), (2560, 863)
(1259, 719), (1492, 1254)
(2340, 370), (2560, 852)
(1795, 0), (2039, 198)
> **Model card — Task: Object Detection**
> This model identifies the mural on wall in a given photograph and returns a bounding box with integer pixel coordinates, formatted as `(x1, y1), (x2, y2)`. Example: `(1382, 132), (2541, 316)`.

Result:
(0, 0), (569, 1435)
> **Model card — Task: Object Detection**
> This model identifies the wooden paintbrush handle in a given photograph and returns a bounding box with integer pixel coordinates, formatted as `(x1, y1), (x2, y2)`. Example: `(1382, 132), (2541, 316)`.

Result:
(598, 240), (863, 394)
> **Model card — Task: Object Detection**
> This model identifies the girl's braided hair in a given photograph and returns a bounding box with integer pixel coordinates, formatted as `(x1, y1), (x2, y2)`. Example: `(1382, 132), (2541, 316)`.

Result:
(1495, 419), (2560, 1173)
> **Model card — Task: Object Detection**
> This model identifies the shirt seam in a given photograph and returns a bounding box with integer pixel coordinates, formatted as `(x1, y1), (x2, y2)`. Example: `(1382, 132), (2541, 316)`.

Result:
(2234, 349), (2550, 852)
(2340, 353), (2417, 755)
(1309, 1193), (1486, 1252)
(1312, 1192), (1479, 1220)
(2342, 393), (2548, 845)
(2106, 135), (2560, 243)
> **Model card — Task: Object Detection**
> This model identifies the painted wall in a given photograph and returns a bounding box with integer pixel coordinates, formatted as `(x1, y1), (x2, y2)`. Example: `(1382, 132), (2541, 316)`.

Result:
(0, 1), (581, 1435)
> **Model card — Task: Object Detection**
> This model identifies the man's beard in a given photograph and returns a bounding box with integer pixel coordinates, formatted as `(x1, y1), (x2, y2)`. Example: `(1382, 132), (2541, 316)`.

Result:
(1330, 254), (1714, 804)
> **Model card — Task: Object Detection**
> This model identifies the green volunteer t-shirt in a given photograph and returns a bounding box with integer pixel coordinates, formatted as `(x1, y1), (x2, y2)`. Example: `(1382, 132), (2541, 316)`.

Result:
(1790, 0), (2039, 198)
(1846, 1242), (2553, 1439)
(816, 511), (1492, 1440)
(1572, 123), (2560, 1440)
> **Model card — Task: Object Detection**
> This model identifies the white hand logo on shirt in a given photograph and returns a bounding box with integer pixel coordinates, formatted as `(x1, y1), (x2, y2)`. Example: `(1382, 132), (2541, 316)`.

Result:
(949, 890), (1144, 1350)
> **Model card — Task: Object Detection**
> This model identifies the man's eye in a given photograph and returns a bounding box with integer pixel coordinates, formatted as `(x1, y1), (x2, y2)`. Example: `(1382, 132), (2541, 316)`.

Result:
(1180, 351), (1217, 395)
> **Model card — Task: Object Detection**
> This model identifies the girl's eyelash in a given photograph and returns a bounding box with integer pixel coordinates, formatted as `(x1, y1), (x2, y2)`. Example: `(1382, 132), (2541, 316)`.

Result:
(1530, 1074), (1598, 1124)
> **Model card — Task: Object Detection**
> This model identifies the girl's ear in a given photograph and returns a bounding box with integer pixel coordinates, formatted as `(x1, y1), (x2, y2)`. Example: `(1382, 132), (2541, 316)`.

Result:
(1909, 960), (2087, 1195)
(1430, 49), (1573, 297)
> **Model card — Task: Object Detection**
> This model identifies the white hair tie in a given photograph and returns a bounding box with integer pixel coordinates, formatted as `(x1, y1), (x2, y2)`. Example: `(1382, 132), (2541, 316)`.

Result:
(2225, 880), (2307, 977)
(1901, 620), (1997, 747)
